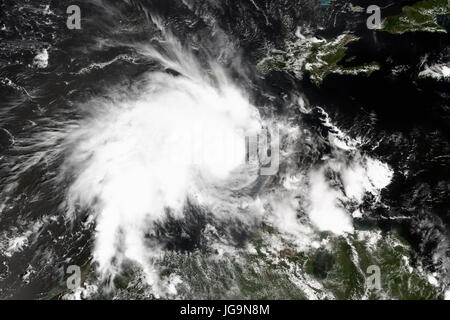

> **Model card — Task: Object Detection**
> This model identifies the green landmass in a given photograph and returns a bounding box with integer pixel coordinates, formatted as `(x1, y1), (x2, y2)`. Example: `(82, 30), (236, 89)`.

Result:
(383, 0), (450, 34)
(239, 228), (440, 300)
(73, 224), (441, 300)
(257, 34), (380, 86)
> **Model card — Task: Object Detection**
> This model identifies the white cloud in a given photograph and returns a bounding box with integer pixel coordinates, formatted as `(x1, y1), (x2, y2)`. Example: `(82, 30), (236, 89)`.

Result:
(308, 168), (354, 235)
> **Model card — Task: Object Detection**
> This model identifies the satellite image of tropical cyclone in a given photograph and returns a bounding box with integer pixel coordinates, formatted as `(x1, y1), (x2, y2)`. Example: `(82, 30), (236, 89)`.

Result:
(0, 0), (449, 301)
